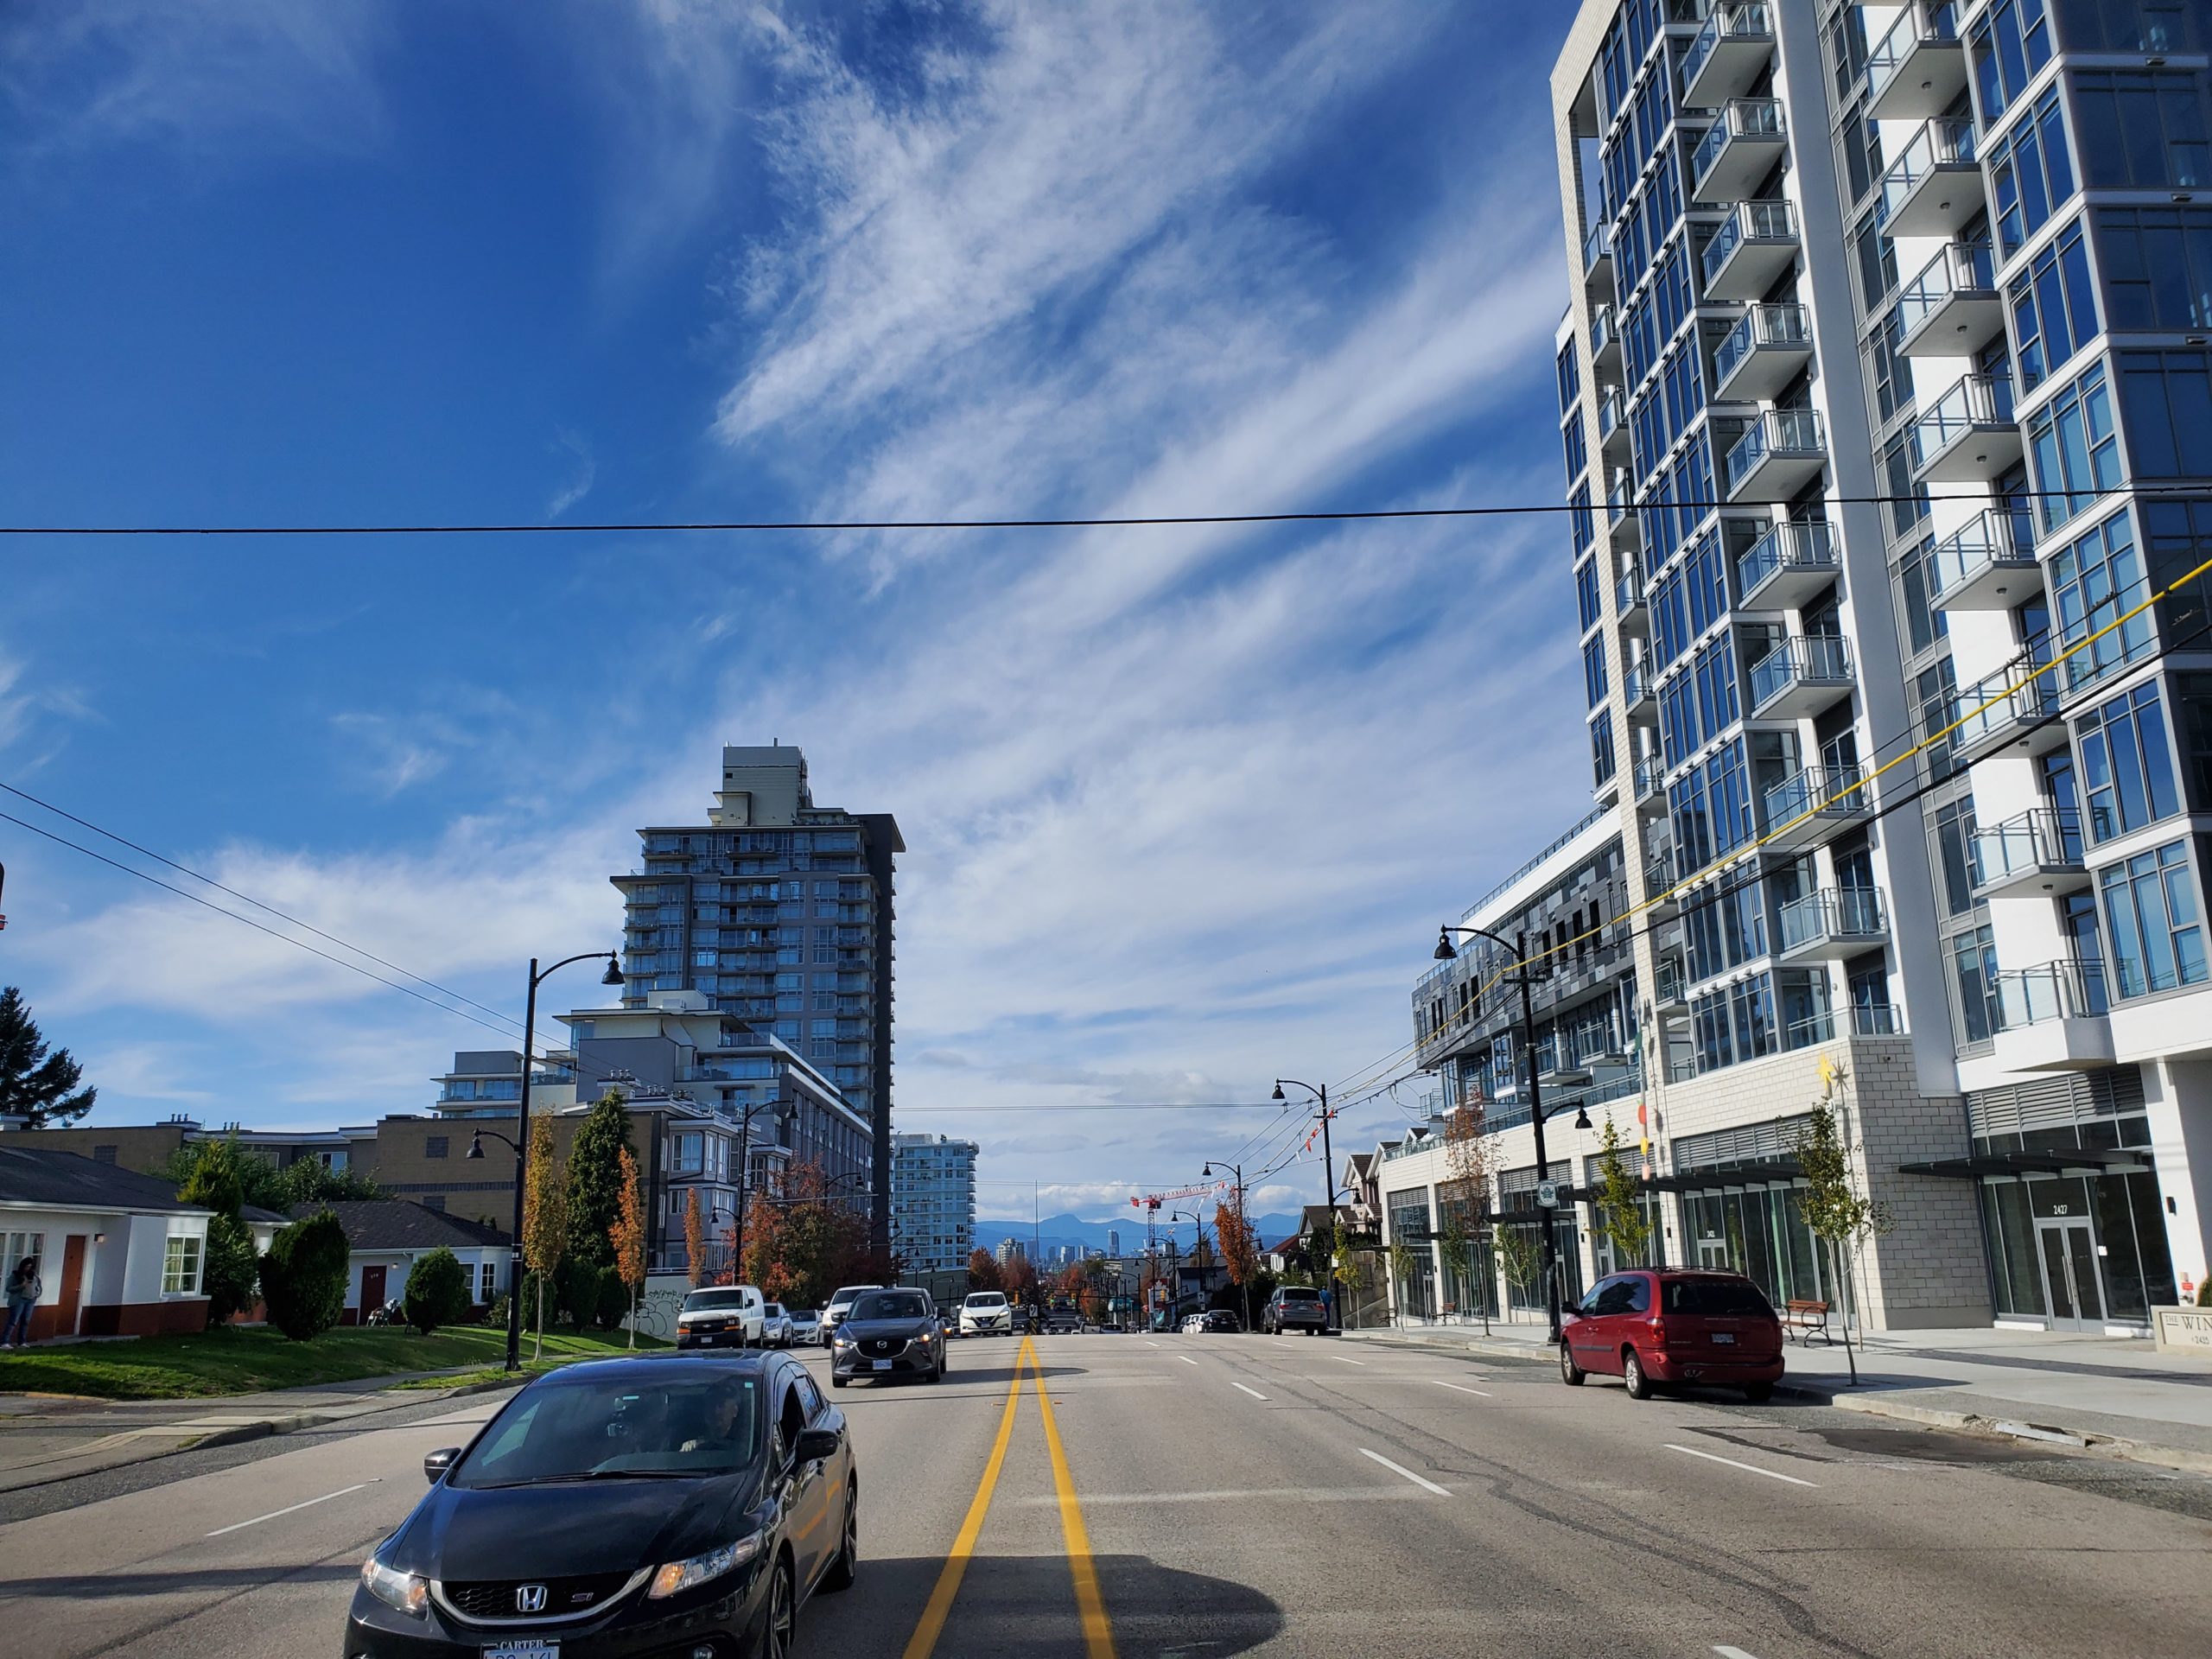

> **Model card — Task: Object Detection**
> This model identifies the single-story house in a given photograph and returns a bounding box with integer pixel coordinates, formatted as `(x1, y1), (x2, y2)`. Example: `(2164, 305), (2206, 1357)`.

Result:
(290, 1200), (511, 1323)
(0, 1145), (214, 1339)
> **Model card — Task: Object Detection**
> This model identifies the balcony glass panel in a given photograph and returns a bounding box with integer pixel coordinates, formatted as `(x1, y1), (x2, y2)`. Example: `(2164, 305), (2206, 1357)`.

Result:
(1693, 99), (1785, 194)
(1736, 520), (1838, 601)
(1726, 409), (1826, 493)
(1995, 959), (2109, 1028)
(1700, 200), (1797, 292)
(1777, 887), (1886, 952)
(1714, 302), (1812, 391)
(1749, 633), (1853, 709)
(1895, 240), (1995, 339)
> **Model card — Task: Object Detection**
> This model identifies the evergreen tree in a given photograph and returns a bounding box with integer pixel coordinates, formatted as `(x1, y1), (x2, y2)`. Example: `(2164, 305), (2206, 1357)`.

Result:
(259, 1210), (350, 1341)
(0, 986), (96, 1128)
(178, 1140), (259, 1324)
(564, 1094), (632, 1270)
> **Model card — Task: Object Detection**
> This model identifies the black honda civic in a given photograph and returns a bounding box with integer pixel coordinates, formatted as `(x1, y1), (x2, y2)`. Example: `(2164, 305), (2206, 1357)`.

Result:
(344, 1353), (856, 1658)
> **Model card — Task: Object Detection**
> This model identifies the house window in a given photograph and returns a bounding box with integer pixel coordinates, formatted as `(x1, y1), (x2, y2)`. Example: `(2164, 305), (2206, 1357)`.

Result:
(92, 1145), (118, 1165)
(424, 1135), (449, 1160)
(673, 1133), (705, 1175)
(2026, 362), (2119, 535)
(162, 1233), (203, 1296)
(478, 1260), (499, 1303)
(1, 1231), (44, 1285)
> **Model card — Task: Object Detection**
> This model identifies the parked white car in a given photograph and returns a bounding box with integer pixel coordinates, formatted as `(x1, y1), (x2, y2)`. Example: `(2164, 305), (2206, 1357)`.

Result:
(959, 1291), (1014, 1336)
(786, 1307), (821, 1344)
(760, 1301), (793, 1347)
(675, 1284), (765, 1350)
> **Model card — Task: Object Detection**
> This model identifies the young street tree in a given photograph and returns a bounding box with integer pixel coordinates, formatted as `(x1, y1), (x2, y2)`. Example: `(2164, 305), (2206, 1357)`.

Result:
(1214, 1198), (1261, 1325)
(1440, 1101), (1495, 1328)
(684, 1188), (707, 1288)
(565, 1093), (632, 1270)
(1795, 1092), (1892, 1382)
(611, 1147), (648, 1348)
(521, 1115), (567, 1361)
(1589, 1116), (1653, 1269)
(0, 985), (96, 1128)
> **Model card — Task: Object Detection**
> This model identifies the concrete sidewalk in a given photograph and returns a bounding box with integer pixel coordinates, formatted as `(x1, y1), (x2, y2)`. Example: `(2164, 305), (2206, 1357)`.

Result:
(1342, 1317), (2212, 1471)
(0, 1370), (521, 1494)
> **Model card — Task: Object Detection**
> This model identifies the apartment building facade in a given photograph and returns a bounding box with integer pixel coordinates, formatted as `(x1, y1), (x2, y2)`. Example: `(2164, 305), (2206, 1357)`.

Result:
(889, 1132), (978, 1277)
(611, 745), (902, 1249)
(1395, 0), (2211, 1337)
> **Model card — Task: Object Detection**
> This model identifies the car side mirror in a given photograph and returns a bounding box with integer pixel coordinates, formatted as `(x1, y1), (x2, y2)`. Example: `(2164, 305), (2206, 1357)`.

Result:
(794, 1427), (840, 1465)
(423, 1446), (461, 1484)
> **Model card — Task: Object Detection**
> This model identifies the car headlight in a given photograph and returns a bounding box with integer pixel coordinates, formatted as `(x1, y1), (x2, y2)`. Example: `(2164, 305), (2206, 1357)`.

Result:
(359, 1553), (428, 1617)
(648, 1531), (762, 1600)
(833, 1332), (854, 1347)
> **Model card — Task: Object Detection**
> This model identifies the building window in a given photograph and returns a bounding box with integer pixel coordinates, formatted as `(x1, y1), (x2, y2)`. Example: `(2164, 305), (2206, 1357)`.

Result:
(422, 1195), (448, 1213)
(424, 1135), (449, 1160)
(2025, 362), (2118, 535)
(2074, 70), (2212, 191)
(2, 1231), (44, 1283)
(92, 1145), (118, 1165)
(1988, 86), (2075, 257)
(2078, 683), (2181, 842)
(2008, 218), (2096, 391)
(162, 1233), (203, 1296)
(2050, 509), (2154, 692)
(2095, 206), (2212, 332)
(1950, 925), (2000, 1046)
(2115, 349), (2212, 480)
(1968, 0), (2051, 127)
(2101, 840), (2206, 998)
(478, 1260), (498, 1303)
(673, 1133), (705, 1176)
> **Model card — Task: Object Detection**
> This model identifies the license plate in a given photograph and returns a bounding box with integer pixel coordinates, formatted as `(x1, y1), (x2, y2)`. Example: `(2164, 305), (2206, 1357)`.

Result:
(873, 1358), (893, 1370)
(1711, 1332), (1736, 1344)
(483, 1642), (559, 1658)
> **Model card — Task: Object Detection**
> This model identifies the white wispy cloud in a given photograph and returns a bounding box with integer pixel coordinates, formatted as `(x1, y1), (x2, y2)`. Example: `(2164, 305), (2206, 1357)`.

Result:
(545, 429), (597, 520)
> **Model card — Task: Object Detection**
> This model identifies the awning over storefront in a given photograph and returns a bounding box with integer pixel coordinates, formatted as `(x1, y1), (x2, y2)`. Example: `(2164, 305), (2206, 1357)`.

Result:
(1649, 1156), (1803, 1192)
(1897, 1148), (2151, 1179)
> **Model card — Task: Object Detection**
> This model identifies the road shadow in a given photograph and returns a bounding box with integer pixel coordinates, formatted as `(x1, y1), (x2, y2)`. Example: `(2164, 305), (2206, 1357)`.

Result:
(0, 1562), (361, 1599)
(804, 1550), (1283, 1658)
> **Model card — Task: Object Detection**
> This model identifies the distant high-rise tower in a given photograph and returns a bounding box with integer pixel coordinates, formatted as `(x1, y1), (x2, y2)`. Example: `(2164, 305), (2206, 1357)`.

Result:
(891, 1132), (978, 1277)
(613, 745), (903, 1251)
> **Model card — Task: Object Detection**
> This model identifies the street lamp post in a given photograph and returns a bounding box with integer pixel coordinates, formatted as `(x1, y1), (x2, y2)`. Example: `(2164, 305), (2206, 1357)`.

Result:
(1272, 1078), (1338, 1329)
(1433, 925), (1592, 1340)
(1200, 1158), (1249, 1325)
(729, 1096), (796, 1286)
(474, 950), (624, 1372)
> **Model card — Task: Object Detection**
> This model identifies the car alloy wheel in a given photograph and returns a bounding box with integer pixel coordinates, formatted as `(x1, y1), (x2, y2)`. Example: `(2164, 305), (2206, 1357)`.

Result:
(823, 1488), (858, 1592)
(1623, 1349), (1651, 1401)
(1559, 1341), (1586, 1387)
(765, 1557), (796, 1659)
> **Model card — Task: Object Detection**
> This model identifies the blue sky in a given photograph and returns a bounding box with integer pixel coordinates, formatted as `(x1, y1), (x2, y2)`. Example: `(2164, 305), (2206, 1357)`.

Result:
(0, 1), (1588, 1224)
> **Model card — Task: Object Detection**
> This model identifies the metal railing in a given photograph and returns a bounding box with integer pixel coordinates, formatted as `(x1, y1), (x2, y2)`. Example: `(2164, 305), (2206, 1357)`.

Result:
(1584, 219), (1611, 276)
(1599, 387), (1627, 443)
(1681, 3), (1774, 98)
(1714, 303), (1811, 391)
(1878, 118), (1978, 225)
(1462, 805), (1610, 923)
(1777, 887), (1887, 951)
(1915, 372), (2015, 463)
(1928, 505), (2035, 600)
(1762, 761), (1867, 832)
(1618, 568), (1644, 613)
(1634, 753), (1665, 801)
(1786, 1002), (1904, 1047)
(1693, 98), (1785, 190)
(1970, 809), (2084, 888)
(1749, 633), (1853, 708)
(1896, 239), (1995, 340)
(1701, 200), (1797, 289)
(1590, 304), (1618, 358)
(1624, 661), (1652, 704)
(1995, 959), (2109, 1029)
(1737, 519), (1837, 599)
(1865, 0), (1960, 106)
(1726, 408), (1826, 493)
(1952, 655), (2058, 749)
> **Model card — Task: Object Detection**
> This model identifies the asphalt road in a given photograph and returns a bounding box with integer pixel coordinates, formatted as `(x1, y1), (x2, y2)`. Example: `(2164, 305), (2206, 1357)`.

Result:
(3, 1330), (2210, 1657)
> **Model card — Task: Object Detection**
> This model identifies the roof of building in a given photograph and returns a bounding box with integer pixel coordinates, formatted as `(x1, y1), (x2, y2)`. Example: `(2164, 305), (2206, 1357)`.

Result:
(289, 1199), (509, 1250)
(0, 1144), (212, 1214)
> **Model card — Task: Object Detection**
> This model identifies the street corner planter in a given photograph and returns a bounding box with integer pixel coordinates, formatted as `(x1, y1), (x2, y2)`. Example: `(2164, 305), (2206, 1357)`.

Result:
(2151, 1305), (2212, 1357)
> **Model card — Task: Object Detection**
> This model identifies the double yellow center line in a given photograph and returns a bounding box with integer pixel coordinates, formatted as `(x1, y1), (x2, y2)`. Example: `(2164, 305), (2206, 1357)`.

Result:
(900, 1335), (1115, 1659)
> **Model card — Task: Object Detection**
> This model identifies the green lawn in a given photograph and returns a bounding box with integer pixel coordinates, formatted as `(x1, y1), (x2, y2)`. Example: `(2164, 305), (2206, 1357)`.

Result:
(0, 1322), (664, 1401)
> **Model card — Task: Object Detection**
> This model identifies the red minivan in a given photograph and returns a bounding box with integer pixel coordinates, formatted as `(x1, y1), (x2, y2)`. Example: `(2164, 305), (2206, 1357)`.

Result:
(1559, 1268), (1783, 1402)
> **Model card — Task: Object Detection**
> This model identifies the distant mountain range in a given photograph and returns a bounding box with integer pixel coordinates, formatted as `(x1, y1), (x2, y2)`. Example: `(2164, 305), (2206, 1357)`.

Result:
(975, 1210), (1307, 1259)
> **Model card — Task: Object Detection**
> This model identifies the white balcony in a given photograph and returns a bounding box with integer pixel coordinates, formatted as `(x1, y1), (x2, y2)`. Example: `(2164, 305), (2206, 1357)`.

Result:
(1584, 219), (1614, 296)
(1590, 303), (1622, 372)
(1928, 508), (2037, 611)
(1749, 633), (1854, 720)
(1878, 118), (1982, 237)
(1970, 810), (2088, 899)
(1736, 519), (1840, 611)
(1913, 373), (2021, 484)
(1865, 1), (1967, 120)
(1633, 754), (1667, 815)
(1897, 240), (2002, 358)
(1692, 99), (1787, 205)
(1713, 302), (1814, 403)
(1701, 200), (1799, 302)
(1599, 387), (1630, 461)
(1681, 3), (1776, 107)
(1761, 762), (1871, 852)
(1617, 568), (1649, 634)
(1951, 660), (2064, 763)
(1623, 660), (1657, 725)
(1776, 887), (1887, 963)
(1726, 408), (1827, 500)
(1993, 961), (2113, 1073)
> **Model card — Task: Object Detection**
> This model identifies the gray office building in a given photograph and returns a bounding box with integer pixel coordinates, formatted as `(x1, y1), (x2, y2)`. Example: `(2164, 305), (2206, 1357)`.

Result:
(613, 745), (904, 1250)
(890, 1132), (979, 1277)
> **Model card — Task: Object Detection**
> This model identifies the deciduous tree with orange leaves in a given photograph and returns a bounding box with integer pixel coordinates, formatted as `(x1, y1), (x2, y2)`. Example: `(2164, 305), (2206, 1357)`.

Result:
(683, 1189), (707, 1288)
(611, 1147), (647, 1348)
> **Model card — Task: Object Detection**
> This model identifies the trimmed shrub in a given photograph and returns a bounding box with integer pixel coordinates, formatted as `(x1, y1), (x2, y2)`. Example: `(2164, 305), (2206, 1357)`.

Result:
(200, 1213), (261, 1325)
(259, 1210), (351, 1341)
(403, 1248), (473, 1336)
(594, 1269), (631, 1331)
(555, 1257), (602, 1333)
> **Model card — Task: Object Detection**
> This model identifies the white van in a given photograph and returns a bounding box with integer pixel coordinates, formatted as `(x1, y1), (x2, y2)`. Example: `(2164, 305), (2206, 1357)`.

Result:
(675, 1284), (765, 1349)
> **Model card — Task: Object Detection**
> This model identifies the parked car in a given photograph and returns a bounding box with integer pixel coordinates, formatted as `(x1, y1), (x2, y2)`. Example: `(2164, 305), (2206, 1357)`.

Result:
(1559, 1269), (1784, 1402)
(958, 1291), (1013, 1337)
(1198, 1309), (1239, 1333)
(1262, 1285), (1327, 1335)
(1043, 1300), (1082, 1334)
(760, 1302), (793, 1348)
(1179, 1313), (1205, 1334)
(344, 1352), (854, 1656)
(676, 1285), (765, 1350)
(830, 1287), (944, 1388)
(820, 1284), (882, 1349)
(787, 1308), (821, 1344)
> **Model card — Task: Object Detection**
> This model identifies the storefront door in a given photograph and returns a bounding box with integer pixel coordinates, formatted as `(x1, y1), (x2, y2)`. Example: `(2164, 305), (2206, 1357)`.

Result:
(2036, 1218), (2105, 1332)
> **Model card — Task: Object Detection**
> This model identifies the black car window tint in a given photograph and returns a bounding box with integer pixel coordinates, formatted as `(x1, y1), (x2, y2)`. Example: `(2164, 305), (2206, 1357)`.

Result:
(1624, 1276), (1651, 1313)
(1665, 1277), (1774, 1317)
(792, 1372), (823, 1417)
(1578, 1278), (1614, 1316)
(852, 1291), (929, 1320)
(472, 1398), (543, 1474)
(1592, 1279), (1637, 1316)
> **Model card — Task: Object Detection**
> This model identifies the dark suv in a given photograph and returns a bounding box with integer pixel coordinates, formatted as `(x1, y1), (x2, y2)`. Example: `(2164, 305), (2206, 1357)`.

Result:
(1262, 1285), (1328, 1335)
(1559, 1268), (1783, 1401)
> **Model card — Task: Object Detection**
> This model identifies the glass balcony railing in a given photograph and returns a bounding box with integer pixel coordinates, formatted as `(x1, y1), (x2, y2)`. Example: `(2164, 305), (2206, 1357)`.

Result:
(1681, 3), (1775, 100)
(1617, 568), (1645, 615)
(1749, 633), (1853, 710)
(1785, 1002), (1905, 1047)
(1914, 372), (2015, 468)
(1877, 118), (1979, 230)
(1927, 506), (2036, 606)
(1693, 98), (1785, 194)
(1736, 519), (1838, 603)
(1969, 809), (2085, 893)
(1584, 219), (1612, 280)
(1953, 655), (2059, 753)
(1700, 200), (1797, 292)
(1896, 239), (1995, 341)
(1599, 387), (1627, 446)
(1777, 887), (1887, 954)
(1762, 761), (1868, 836)
(1995, 959), (2109, 1029)
(1726, 408), (1826, 494)
(1590, 304), (1618, 359)
(1865, 1), (1964, 118)
(1713, 302), (1812, 391)
(1624, 661), (1653, 705)
(1634, 753), (1665, 801)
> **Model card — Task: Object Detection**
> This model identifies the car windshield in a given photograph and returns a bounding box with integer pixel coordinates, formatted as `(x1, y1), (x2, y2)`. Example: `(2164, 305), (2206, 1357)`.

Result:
(852, 1290), (930, 1320)
(681, 1289), (749, 1313)
(965, 1294), (1006, 1307)
(451, 1373), (760, 1487)
(788, 1309), (817, 1319)
(1664, 1278), (1775, 1318)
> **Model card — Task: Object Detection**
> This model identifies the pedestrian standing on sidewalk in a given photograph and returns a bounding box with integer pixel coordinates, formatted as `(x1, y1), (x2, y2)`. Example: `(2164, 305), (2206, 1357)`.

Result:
(3, 1255), (41, 1348)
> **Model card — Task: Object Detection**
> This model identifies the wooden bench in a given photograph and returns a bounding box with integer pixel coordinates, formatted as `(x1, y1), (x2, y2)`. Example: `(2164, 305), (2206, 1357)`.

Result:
(1783, 1299), (1833, 1345)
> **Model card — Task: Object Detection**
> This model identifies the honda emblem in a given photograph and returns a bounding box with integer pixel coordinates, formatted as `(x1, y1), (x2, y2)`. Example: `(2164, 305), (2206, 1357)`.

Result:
(515, 1584), (549, 1613)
